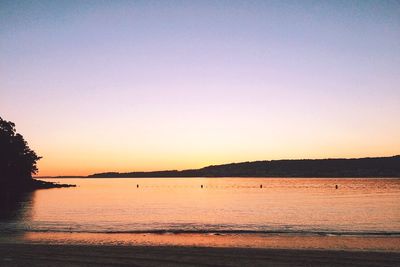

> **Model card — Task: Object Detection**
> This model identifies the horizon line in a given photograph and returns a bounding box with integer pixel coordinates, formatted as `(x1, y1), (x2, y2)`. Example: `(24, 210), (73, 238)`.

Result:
(34, 154), (400, 178)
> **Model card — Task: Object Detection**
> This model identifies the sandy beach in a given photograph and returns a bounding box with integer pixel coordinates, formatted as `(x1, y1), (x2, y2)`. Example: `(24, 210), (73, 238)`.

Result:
(1, 232), (399, 266)
(0, 243), (399, 267)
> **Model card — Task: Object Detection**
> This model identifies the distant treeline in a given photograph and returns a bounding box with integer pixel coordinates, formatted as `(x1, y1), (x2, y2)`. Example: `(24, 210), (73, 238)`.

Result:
(88, 155), (400, 178)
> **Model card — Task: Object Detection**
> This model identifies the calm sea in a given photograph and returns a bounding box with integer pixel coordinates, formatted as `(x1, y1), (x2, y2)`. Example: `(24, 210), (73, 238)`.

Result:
(1, 178), (399, 237)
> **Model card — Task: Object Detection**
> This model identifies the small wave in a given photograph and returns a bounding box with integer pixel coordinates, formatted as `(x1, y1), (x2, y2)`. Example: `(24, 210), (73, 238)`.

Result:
(17, 228), (400, 236)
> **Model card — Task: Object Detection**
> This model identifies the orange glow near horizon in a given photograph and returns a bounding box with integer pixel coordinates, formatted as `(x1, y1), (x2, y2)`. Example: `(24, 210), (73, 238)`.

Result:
(24, 106), (400, 176)
(16, 104), (400, 176)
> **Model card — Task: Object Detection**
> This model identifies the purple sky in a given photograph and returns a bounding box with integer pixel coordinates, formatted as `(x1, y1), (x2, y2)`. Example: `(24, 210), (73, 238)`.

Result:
(1, 0), (399, 175)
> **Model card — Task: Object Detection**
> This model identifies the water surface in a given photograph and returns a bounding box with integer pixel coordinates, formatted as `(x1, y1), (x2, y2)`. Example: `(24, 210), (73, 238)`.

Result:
(1, 178), (399, 236)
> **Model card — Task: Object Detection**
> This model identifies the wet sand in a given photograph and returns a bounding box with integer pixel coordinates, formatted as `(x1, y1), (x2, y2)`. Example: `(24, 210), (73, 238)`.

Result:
(1, 243), (400, 267)
(16, 232), (400, 252)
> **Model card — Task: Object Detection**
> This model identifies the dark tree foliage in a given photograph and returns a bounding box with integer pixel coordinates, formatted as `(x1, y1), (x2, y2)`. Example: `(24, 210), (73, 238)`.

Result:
(0, 117), (41, 184)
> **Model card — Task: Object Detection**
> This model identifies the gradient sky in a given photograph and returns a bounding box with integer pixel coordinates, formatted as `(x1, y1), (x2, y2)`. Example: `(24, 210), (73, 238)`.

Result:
(1, 0), (399, 176)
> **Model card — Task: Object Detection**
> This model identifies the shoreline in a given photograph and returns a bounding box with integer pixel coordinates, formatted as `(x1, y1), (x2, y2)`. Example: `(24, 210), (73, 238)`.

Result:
(30, 179), (76, 189)
(1, 243), (399, 267)
(2, 232), (399, 252)
(0, 179), (76, 192)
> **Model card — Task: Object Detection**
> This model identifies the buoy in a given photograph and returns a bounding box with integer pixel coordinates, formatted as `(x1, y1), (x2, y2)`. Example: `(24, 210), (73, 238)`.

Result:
(137, 184), (139, 188)
(335, 185), (338, 189)
(260, 184), (263, 188)
(201, 185), (203, 188)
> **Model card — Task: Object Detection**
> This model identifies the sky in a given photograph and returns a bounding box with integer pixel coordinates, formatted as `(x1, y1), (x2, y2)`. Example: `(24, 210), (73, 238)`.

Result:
(1, 0), (399, 176)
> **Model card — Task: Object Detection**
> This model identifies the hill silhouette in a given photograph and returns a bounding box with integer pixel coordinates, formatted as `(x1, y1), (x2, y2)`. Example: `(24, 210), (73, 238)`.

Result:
(88, 155), (400, 178)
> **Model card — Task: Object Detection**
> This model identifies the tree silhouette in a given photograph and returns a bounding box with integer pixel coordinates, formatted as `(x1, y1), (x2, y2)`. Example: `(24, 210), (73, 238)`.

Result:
(0, 117), (41, 185)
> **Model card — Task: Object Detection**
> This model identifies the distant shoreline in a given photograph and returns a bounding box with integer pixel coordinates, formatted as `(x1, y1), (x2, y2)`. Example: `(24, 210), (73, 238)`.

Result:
(38, 155), (400, 178)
